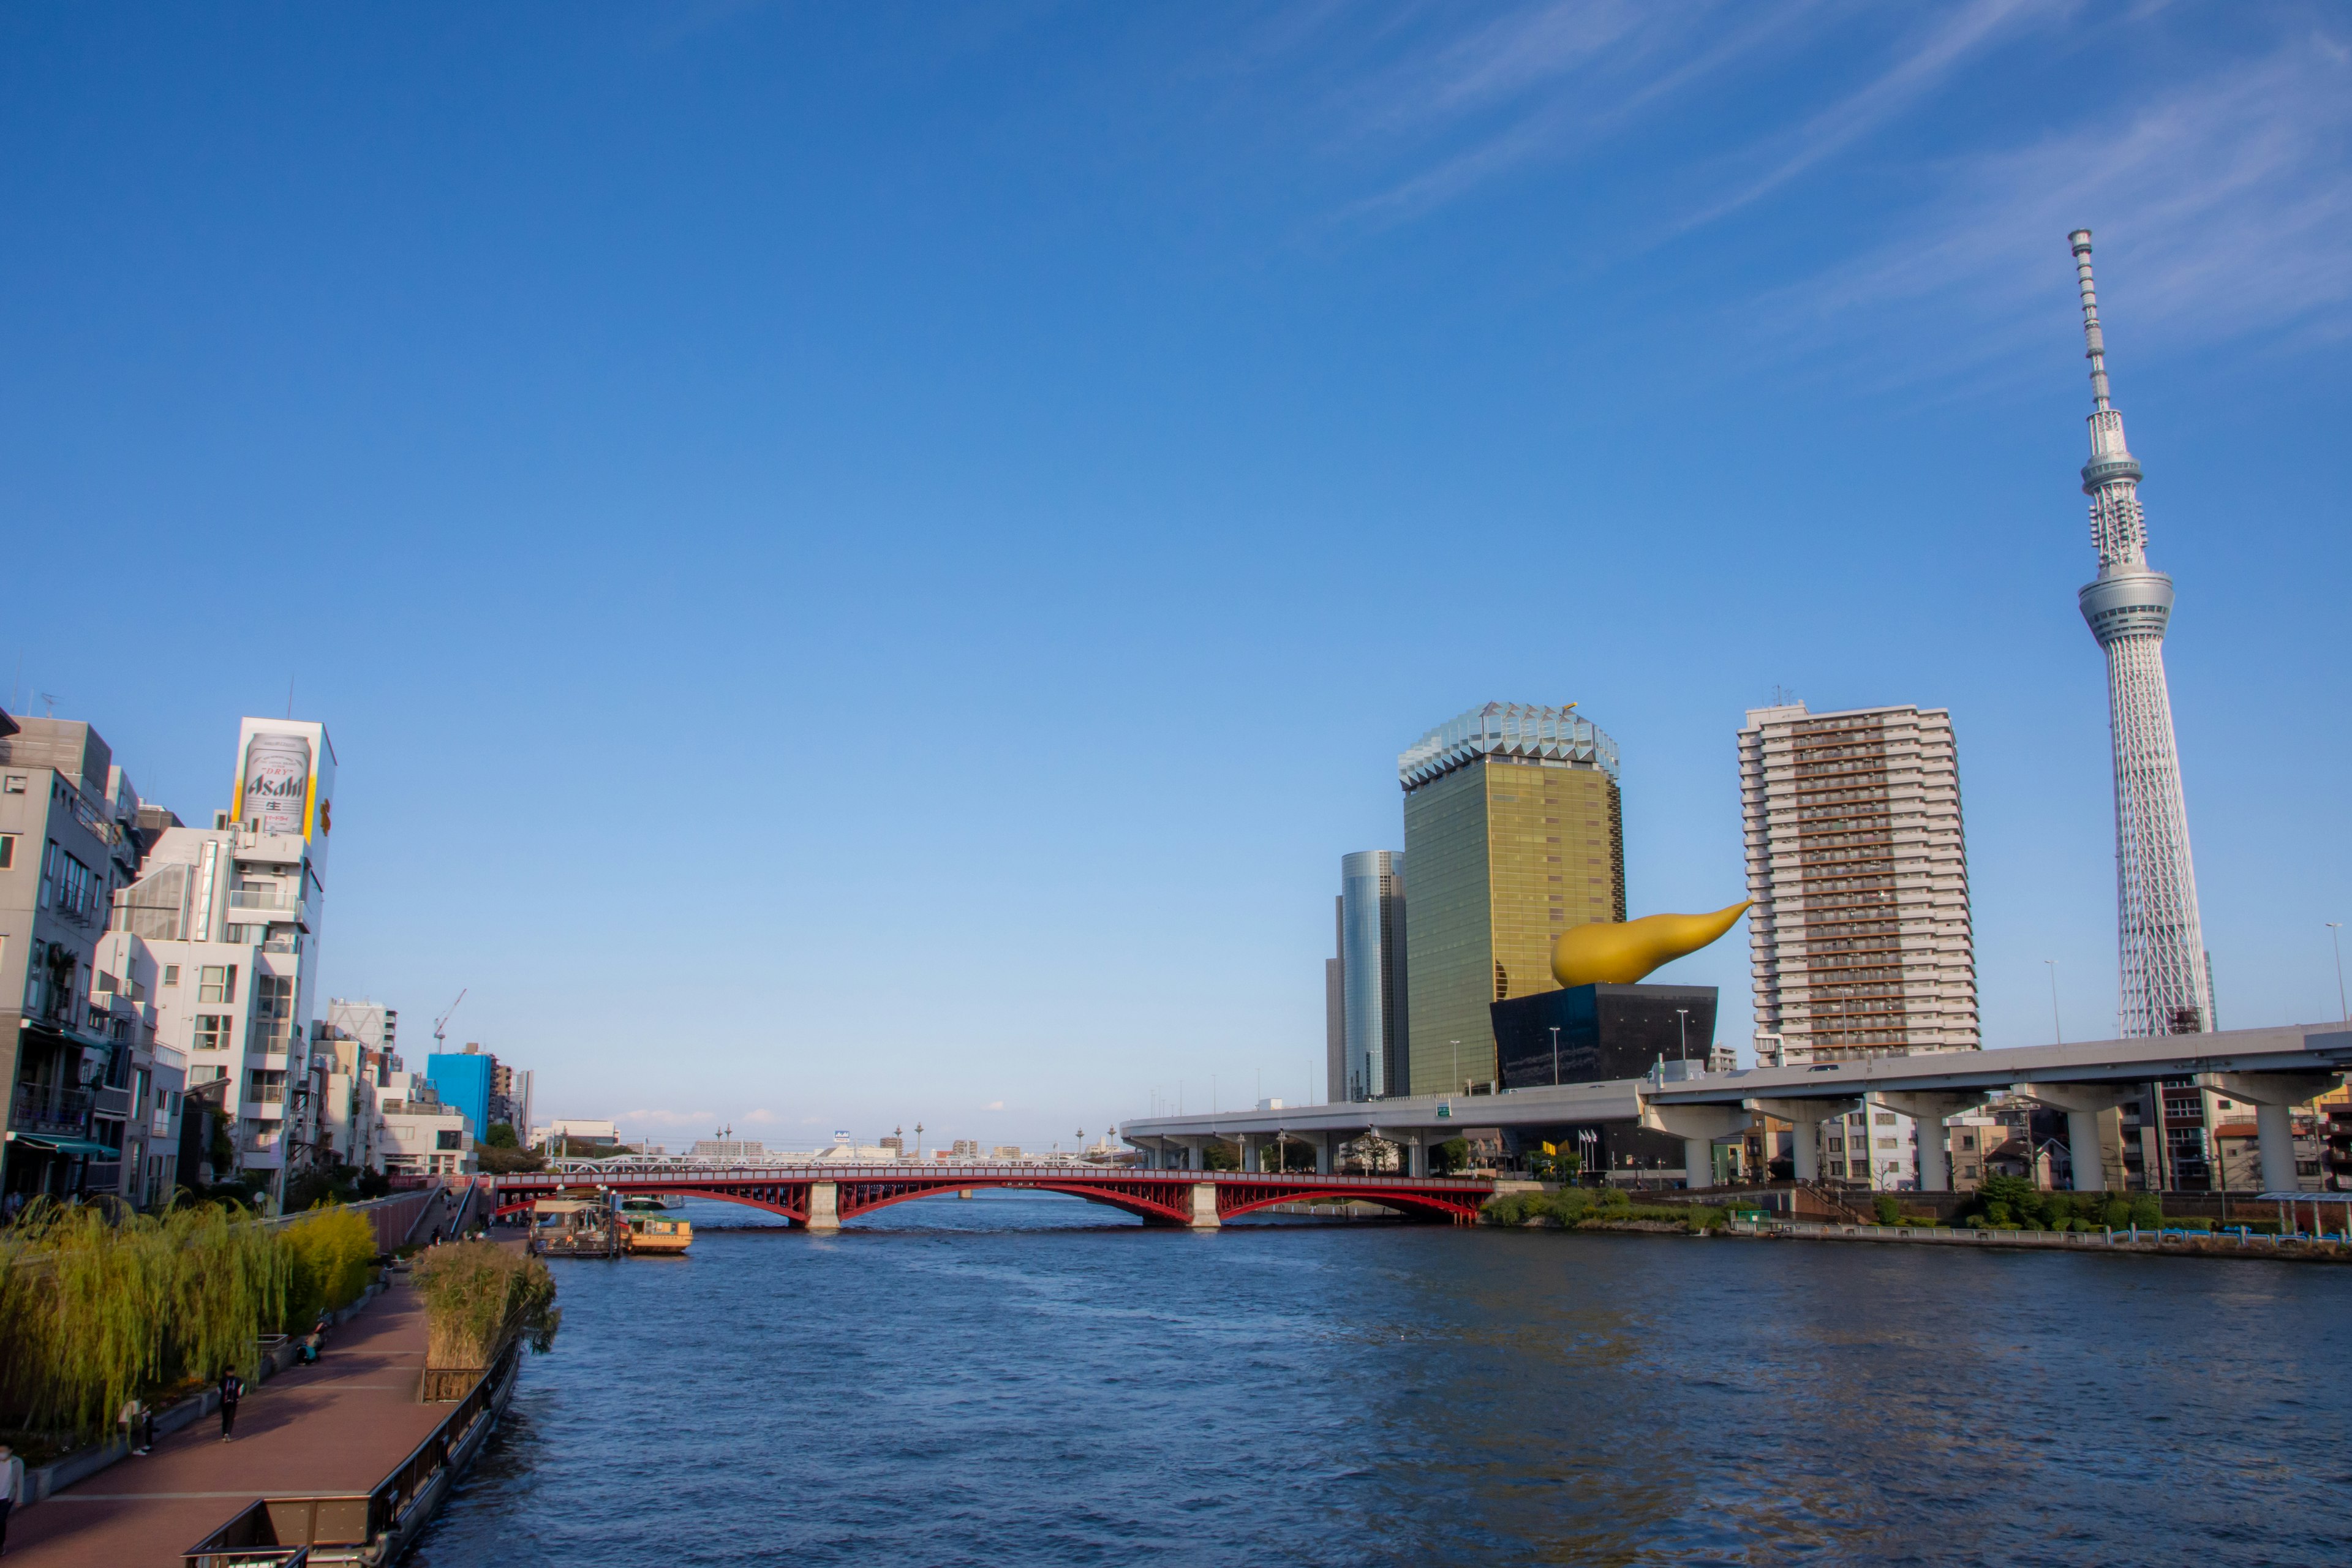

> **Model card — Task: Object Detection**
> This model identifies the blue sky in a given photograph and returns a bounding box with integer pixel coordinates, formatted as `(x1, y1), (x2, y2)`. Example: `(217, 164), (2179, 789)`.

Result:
(6, 3), (2347, 1148)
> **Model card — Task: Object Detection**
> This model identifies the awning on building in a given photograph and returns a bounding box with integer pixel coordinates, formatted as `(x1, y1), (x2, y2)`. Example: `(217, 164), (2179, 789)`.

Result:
(3, 1132), (121, 1158)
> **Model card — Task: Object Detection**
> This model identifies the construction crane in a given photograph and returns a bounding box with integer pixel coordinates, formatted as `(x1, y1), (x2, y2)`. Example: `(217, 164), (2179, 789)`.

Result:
(432, 989), (467, 1047)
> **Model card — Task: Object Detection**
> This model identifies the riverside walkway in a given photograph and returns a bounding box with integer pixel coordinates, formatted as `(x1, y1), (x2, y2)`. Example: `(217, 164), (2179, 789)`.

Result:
(8, 1281), (446, 1567)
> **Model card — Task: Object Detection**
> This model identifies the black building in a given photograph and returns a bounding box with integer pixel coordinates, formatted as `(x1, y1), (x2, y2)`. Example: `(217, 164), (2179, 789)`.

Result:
(1491, 983), (1718, 1091)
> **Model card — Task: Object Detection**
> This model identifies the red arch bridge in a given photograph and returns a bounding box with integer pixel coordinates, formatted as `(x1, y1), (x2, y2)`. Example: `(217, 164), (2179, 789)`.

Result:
(488, 1163), (1496, 1230)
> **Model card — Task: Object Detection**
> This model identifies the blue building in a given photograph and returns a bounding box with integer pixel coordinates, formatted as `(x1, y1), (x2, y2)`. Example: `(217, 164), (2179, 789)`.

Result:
(424, 1052), (494, 1140)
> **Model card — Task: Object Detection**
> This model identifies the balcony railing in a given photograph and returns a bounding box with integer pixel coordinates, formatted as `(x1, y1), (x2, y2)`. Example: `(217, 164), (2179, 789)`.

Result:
(12, 1085), (93, 1134)
(229, 888), (299, 911)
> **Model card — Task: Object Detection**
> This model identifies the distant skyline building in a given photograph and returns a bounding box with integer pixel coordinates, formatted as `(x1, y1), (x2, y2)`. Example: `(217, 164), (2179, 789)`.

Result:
(1336, 850), (1408, 1101)
(1324, 896), (1344, 1102)
(1400, 704), (1624, 1098)
(2067, 230), (2212, 1038)
(1740, 701), (1977, 1067)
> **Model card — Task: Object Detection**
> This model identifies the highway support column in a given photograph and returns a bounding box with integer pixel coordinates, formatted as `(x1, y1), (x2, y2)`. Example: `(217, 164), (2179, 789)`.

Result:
(2209, 1073), (2341, 1193)
(1743, 1098), (1861, 1184)
(1639, 1102), (1749, 1191)
(1872, 1092), (1989, 1193)
(2013, 1083), (2142, 1192)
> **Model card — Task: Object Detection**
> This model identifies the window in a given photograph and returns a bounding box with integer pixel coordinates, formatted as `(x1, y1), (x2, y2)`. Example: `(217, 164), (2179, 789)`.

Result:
(163, 965), (179, 986)
(2, 775), (22, 793)
(435, 1129), (462, 1151)
(1874, 1113), (1898, 1125)
(192, 1014), (232, 1051)
(0, 834), (13, 868)
(198, 965), (237, 1003)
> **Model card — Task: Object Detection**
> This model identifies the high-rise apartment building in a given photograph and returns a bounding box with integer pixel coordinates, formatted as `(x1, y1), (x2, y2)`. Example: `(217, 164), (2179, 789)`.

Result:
(1336, 850), (1408, 1101)
(1740, 701), (1977, 1065)
(1400, 704), (1624, 1097)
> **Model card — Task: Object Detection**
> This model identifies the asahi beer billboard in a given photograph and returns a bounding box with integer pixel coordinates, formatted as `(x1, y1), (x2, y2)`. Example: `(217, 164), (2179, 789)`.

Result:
(230, 718), (337, 873)
(241, 732), (311, 836)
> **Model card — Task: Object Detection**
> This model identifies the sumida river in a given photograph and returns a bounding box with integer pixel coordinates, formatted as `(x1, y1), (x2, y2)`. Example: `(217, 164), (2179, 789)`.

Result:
(413, 1192), (2351, 1566)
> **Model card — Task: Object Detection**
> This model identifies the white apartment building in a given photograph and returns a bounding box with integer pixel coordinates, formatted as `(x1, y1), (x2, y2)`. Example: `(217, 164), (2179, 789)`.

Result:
(379, 1068), (475, 1177)
(1741, 702), (1977, 1066)
(313, 998), (404, 1173)
(116, 720), (337, 1204)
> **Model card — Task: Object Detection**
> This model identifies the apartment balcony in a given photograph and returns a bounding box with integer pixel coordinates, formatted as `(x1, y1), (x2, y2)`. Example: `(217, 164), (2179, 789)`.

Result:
(228, 889), (309, 929)
(11, 1085), (93, 1137)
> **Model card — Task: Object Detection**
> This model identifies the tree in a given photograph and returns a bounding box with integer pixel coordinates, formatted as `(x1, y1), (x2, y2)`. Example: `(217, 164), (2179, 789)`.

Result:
(1430, 1137), (1471, 1175)
(482, 1123), (519, 1150)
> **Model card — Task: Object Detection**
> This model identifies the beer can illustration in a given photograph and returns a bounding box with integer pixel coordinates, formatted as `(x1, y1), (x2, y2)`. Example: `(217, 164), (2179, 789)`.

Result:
(242, 733), (312, 836)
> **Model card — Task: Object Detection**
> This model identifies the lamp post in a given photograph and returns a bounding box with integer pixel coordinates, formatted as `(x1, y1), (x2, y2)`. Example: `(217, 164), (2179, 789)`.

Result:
(2329, 923), (2347, 1022)
(1549, 1026), (1561, 1086)
(1450, 1039), (1461, 1097)
(1676, 1008), (1689, 1064)
(2045, 960), (2064, 1044)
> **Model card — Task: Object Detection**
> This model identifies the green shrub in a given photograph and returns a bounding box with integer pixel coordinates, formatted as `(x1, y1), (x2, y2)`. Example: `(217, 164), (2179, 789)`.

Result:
(281, 1205), (378, 1332)
(1872, 1194), (1901, 1226)
(2127, 1194), (2162, 1228)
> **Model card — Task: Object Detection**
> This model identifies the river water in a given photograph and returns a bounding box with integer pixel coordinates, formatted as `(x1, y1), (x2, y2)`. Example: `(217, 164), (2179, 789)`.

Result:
(412, 1193), (2351, 1566)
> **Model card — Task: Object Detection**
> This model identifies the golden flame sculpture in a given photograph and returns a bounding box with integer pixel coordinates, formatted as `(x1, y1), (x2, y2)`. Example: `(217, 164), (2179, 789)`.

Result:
(1549, 902), (1752, 989)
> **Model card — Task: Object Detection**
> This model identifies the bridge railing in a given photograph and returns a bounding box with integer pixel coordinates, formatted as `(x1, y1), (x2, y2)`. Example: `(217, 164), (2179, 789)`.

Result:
(502, 1163), (1494, 1189)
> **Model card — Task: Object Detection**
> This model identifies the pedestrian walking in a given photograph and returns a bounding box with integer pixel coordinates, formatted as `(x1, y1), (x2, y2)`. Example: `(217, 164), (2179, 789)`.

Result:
(218, 1370), (244, 1441)
(0, 1441), (23, 1556)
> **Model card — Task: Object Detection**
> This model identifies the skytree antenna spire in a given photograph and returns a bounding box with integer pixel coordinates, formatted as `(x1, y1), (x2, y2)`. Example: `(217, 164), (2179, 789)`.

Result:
(2068, 229), (2211, 1036)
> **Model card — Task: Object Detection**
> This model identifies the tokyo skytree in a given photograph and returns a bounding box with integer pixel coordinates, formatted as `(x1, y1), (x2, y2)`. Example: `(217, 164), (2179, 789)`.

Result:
(2067, 229), (2211, 1036)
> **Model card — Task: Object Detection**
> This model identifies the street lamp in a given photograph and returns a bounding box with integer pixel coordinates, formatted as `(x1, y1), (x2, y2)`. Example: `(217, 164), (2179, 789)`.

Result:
(1550, 1026), (1561, 1086)
(2329, 924), (2347, 1022)
(1676, 1008), (1689, 1064)
(2045, 960), (2063, 1045)
(1450, 1039), (1461, 1096)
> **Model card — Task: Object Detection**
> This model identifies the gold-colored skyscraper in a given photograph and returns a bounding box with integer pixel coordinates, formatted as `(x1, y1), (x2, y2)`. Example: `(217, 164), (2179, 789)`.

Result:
(1400, 704), (1624, 1097)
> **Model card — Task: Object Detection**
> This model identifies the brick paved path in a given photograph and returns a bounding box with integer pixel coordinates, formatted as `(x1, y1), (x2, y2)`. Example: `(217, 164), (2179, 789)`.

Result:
(8, 1281), (443, 1567)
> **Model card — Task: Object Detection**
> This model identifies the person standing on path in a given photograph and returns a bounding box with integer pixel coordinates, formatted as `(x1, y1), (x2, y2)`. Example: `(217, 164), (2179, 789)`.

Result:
(218, 1370), (244, 1441)
(0, 1441), (23, 1556)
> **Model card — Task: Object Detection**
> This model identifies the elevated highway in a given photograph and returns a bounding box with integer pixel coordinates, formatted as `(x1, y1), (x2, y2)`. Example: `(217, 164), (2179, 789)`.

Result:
(1121, 1023), (2352, 1193)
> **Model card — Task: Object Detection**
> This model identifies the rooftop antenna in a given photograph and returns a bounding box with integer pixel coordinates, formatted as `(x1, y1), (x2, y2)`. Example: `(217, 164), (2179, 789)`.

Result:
(432, 988), (467, 1047)
(39, 692), (58, 717)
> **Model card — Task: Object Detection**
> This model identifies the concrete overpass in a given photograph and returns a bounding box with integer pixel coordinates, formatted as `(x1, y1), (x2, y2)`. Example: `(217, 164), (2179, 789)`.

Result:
(1121, 1023), (2352, 1194)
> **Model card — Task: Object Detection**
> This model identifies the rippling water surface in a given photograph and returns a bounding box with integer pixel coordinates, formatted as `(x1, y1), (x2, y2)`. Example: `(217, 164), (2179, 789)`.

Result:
(412, 1193), (2352, 1566)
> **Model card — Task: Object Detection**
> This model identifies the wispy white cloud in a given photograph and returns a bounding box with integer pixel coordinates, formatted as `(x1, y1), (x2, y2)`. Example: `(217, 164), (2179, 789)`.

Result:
(982, 1099), (1006, 1110)
(620, 1107), (718, 1126)
(1670, 0), (2054, 232)
(741, 1108), (780, 1125)
(1760, 36), (2352, 383)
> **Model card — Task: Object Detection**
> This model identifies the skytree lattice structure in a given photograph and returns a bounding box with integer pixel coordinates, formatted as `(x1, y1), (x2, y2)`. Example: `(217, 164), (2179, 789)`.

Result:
(2068, 229), (2211, 1037)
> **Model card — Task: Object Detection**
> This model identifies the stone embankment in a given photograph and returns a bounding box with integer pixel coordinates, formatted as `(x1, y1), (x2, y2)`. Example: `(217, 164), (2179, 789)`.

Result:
(1722, 1216), (2352, 1262)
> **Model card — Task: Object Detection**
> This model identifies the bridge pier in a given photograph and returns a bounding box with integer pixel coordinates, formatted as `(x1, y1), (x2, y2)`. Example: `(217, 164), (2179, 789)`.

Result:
(1311, 1133), (1332, 1175)
(1640, 1104), (1747, 1191)
(2013, 1082), (2141, 1192)
(2210, 1072), (2340, 1193)
(1872, 1091), (1990, 1192)
(807, 1180), (840, 1234)
(1744, 1097), (1861, 1185)
(1189, 1183), (1219, 1229)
